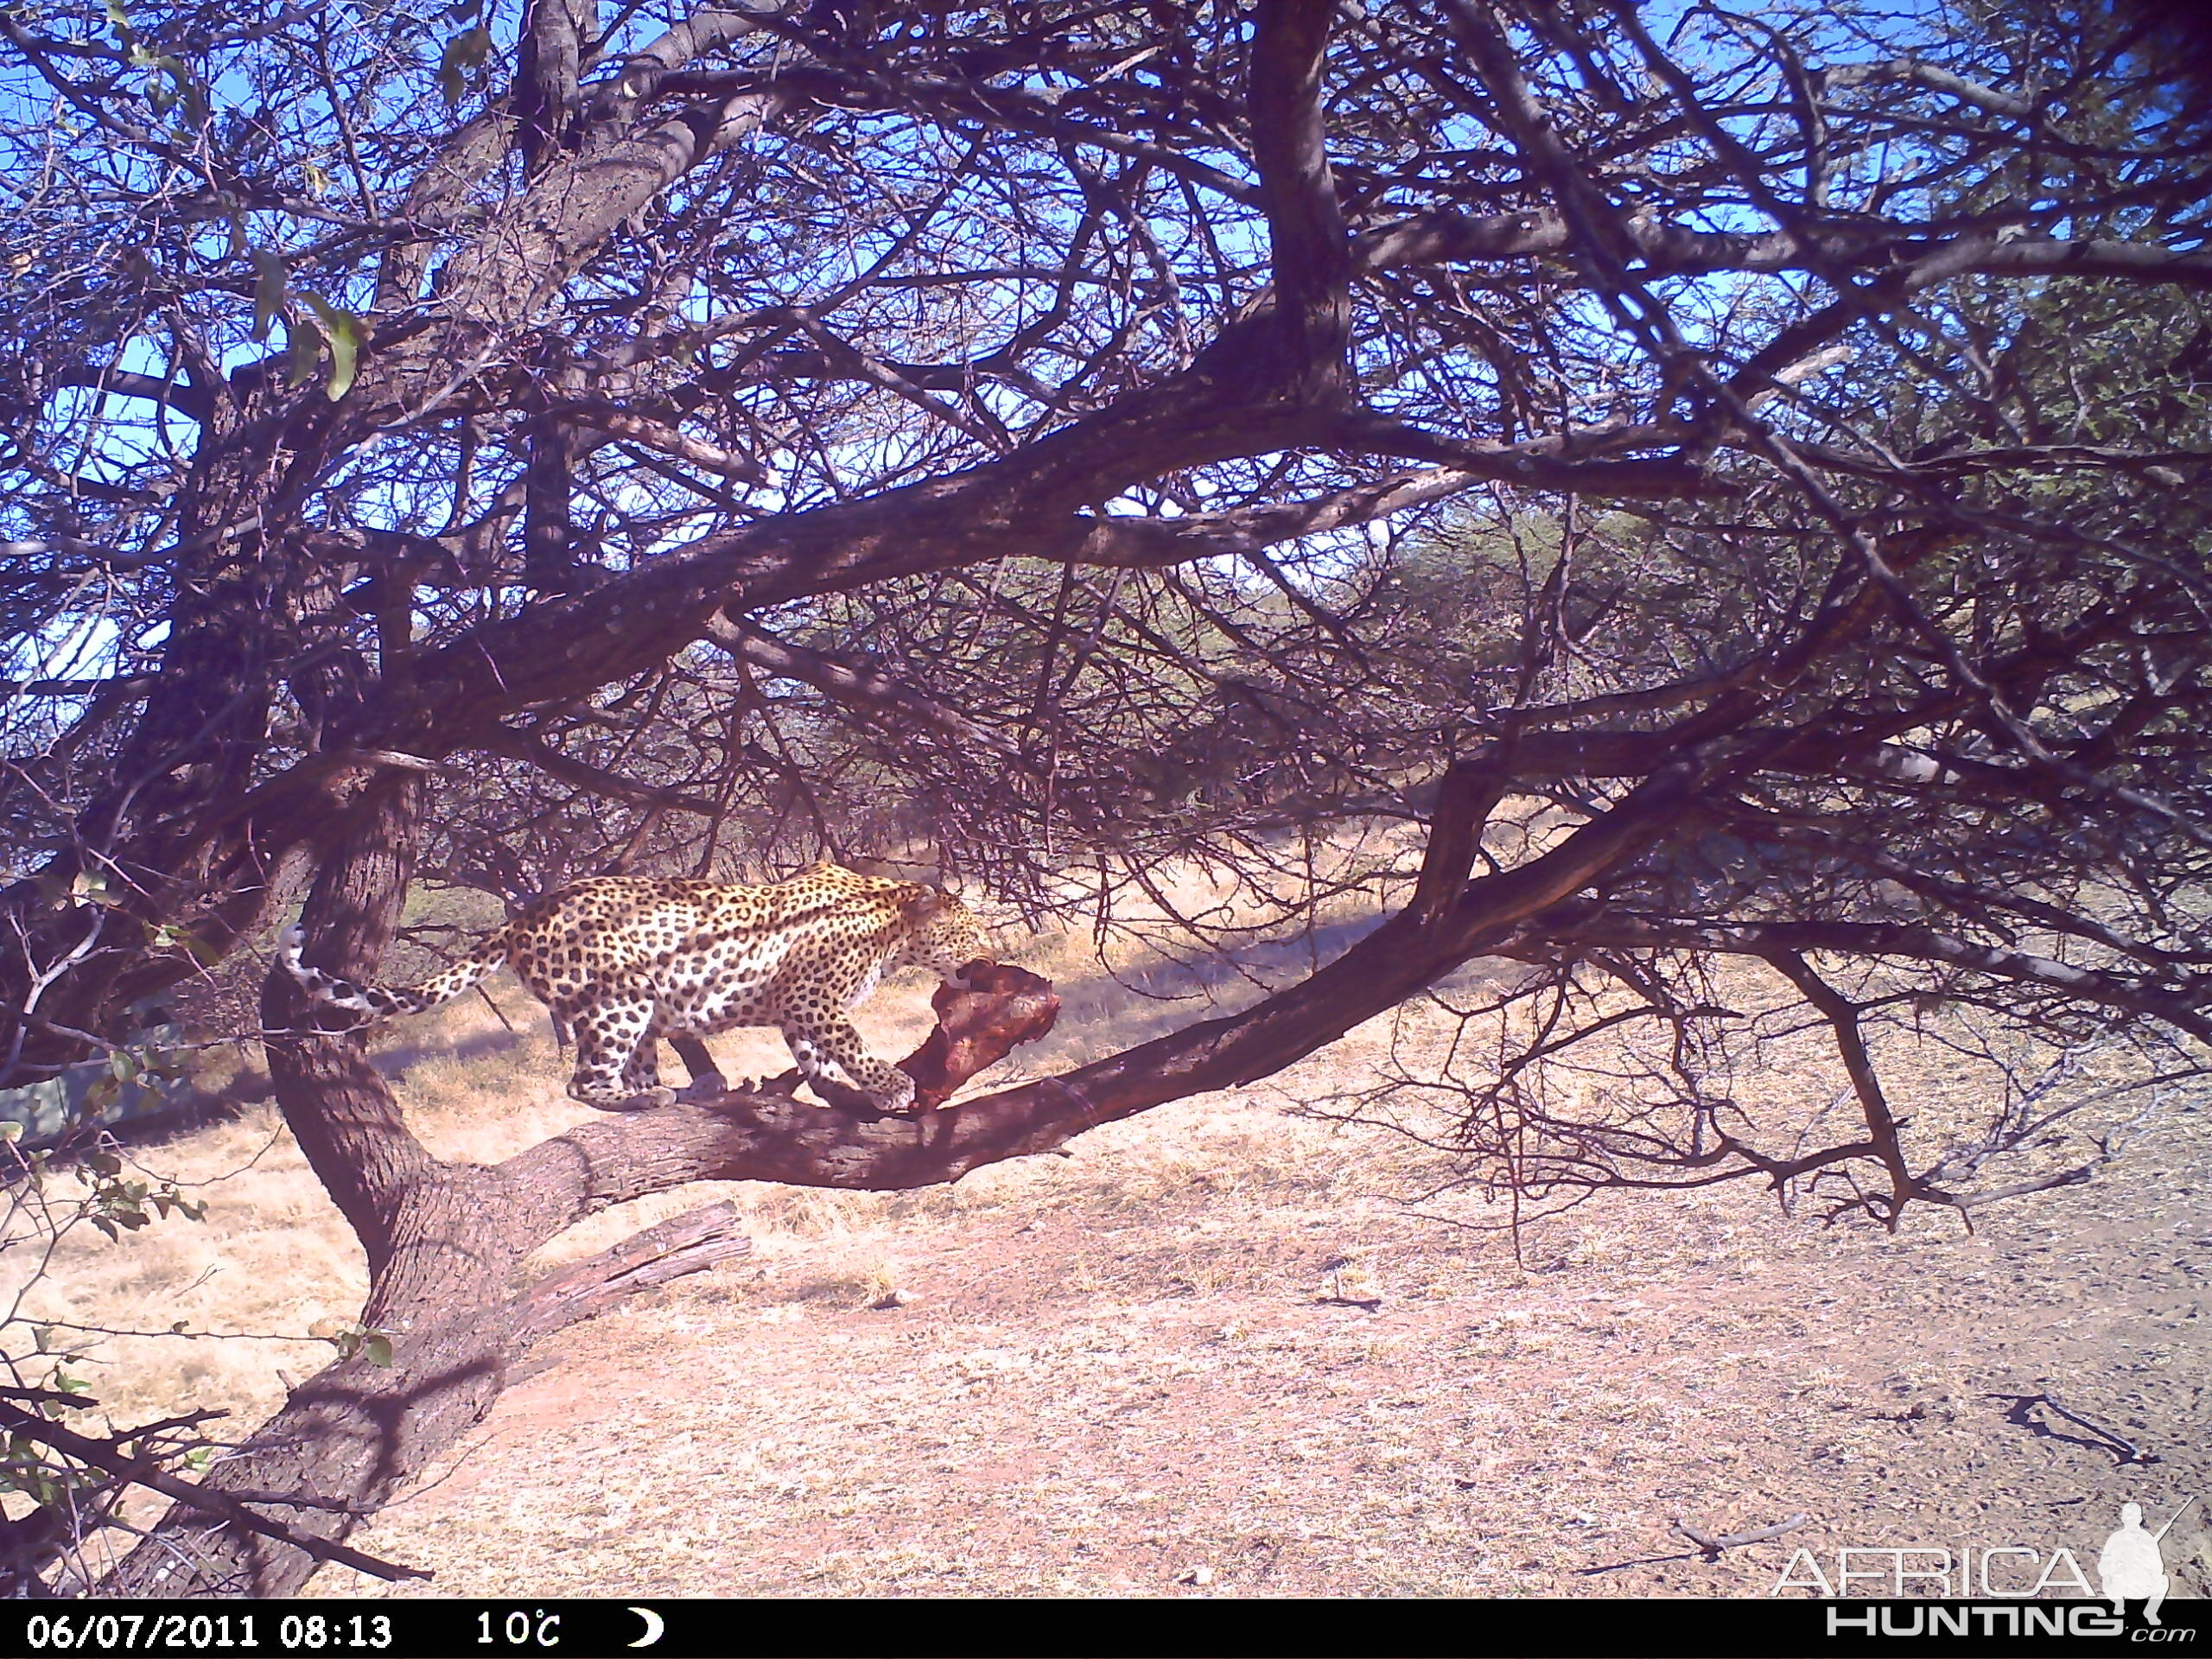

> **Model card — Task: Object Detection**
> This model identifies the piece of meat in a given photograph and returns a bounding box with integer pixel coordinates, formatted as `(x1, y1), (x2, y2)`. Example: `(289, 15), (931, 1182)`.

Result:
(894, 962), (1061, 1110)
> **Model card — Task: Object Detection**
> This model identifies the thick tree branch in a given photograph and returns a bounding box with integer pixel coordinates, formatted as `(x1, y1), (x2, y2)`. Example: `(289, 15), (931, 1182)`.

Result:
(1356, 207), (2212, 289)
(1813, 55), (2035, 118)
(427, 84), (801, 332)
(556, 400), (770, 481)
(1248, 0), (1355, 403)
(1770, 951), (1940, 1223)
(102, 747), (1691, 1593)
(48, 365), (214, 423)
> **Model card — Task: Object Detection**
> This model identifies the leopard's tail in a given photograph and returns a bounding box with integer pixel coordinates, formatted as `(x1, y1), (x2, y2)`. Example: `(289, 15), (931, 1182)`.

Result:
(279, 922), (514, 1024)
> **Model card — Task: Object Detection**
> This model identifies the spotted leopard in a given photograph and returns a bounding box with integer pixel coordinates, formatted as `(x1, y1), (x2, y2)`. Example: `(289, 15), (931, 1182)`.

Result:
(279, 862), (992, 1114)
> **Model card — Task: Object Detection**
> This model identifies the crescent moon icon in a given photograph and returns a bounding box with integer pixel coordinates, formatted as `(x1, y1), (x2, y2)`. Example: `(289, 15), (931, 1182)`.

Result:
(627, 1606), (665, 1649)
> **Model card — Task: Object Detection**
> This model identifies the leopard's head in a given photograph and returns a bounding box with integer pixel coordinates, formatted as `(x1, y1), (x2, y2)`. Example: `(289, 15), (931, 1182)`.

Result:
(895, 887), (992, 987)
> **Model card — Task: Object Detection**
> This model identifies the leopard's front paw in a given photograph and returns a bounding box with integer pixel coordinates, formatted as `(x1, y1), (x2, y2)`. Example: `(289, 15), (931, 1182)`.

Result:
(868, 1079), (920, 1116)
(594, 1085), (676, 1113)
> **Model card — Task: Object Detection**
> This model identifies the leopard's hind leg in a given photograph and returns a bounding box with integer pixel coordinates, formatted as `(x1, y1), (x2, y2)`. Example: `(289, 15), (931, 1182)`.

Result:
(569, 994), (674, 1111)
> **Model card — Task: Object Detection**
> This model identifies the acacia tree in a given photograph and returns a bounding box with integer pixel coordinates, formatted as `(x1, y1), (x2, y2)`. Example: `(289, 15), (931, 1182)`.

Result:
(3, 0), (2210, 1594)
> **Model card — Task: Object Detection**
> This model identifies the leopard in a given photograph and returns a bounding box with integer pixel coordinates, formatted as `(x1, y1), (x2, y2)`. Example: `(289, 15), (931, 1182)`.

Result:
(279, 861), (992, 1115)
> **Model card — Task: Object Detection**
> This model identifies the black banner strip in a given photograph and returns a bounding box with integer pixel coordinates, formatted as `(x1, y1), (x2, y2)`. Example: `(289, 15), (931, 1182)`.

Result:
(5, 1597), (2204, 1659)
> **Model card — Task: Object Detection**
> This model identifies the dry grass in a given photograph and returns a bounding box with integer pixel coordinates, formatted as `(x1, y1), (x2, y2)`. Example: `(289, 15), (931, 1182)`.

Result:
(10, 853), (2209, 1597)
(11, 1104), (365, 1432)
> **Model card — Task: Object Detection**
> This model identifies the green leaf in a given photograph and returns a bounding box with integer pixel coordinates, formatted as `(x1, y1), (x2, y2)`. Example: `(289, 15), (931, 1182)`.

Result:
(144, 54), (189, 115)
(286, 315), (325, 388)
(361, 1333), (395, 1368)
(251, 250), (287, 341)
(0, 1122), (21, 1145)
(302, 296), (360, 401)
(437, 25), (492, 109)
(152, 920), (224, 966)
(324, 315), (360, 400)
(159, 56), (207, 126)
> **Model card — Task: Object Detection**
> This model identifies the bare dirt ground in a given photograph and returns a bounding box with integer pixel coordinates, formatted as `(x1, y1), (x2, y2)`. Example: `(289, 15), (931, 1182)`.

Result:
(323, 1081), (2209, 1599)
(29, 908), (2210, 1600)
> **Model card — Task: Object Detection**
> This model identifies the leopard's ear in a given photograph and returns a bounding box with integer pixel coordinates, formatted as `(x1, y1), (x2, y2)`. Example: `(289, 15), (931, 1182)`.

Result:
(899, 885), (946, 921)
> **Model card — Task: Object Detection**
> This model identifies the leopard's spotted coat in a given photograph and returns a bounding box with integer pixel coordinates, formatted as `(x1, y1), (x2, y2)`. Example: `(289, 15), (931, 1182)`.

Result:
(280, 862), (990, 1113)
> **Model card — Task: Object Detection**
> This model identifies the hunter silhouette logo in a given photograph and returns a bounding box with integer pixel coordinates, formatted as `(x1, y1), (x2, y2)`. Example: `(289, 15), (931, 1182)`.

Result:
(2098, 1497), (2196, 1627)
